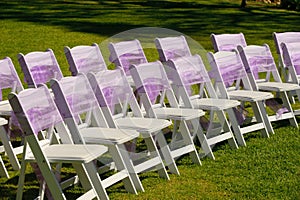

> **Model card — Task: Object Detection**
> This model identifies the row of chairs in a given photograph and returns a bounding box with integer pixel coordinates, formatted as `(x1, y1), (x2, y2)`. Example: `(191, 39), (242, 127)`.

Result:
(0, 31), (299, 199)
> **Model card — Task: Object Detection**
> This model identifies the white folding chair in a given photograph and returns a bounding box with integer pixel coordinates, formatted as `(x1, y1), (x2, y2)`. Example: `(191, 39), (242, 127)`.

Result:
(281, 42), (300, 115)
(64, 43), (107, 76)
(50, 74), (144, 193)
(164, 54), (250, 147)
(210, 33), (247, 52)
(9, 85), (110, 200)
(155, 36), (251, 146)
(108, 39), (148, 86)
(88, 68), (179, 176)
(238, 44), (300, 122)
(273, 32), (300, 82)
(130, 61), (208, 161)
(0, 57), (24, 174)
(18, 49), (63, 88)
(207, 50), (275, 137)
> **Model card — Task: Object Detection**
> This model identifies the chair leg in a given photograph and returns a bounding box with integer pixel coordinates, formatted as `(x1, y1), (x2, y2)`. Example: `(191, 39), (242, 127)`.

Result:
(227, 108), (246, 146)
(118, 144), (145, 192)
(108, 145), (139, 194)
(77, 162), (109, 200)
(281, 92), (298, 128)
(0, 155), (9, 178)
(191, 119), (215, 159)
(253, 101), (273, 136)
(143, 136), (170, 180)
(16, 159), (27, 200)
(178, 121), (202, 165)
(0, 126), (20, 170)
(155, 131), (180, 175)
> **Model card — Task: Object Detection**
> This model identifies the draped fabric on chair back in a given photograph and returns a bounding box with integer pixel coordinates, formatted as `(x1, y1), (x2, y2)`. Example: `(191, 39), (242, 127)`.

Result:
(131, 61), (170, 104)
(15, 86), (62, 135)
(55, 75), (99, 117)
(155, 35), (191, 62)
(109, 39), (147, 75)
(65, 44), (107, 76)
(211, 33), (247, 52)
(239, 45), (277, 79)
(281, 42), (300, 75)
(19, 49), (63, 87)
(273, 32), (300, 55)
(92, 68), (134, 114)
(167, 55), (211, 96)
(208, 51), (247, 88)
(0, 57), (23, 101)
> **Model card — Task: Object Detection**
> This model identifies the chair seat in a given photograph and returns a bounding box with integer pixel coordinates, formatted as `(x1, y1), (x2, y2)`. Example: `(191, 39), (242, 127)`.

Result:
(116, 117), (172, 134)
(80, 127), (140, 145)
(190, 98), (240, 110)
(27, 144), (108, 163)
(0, 118), (7, 126)
(228, 90), (273, 102)
(257, 82), (300, 92)
(154, 107), (205, 120)
(0, 100), (12, 116)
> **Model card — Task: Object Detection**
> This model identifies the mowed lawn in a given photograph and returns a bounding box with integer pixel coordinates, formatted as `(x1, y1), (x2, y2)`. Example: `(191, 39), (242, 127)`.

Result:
(0, 0), (299, 199)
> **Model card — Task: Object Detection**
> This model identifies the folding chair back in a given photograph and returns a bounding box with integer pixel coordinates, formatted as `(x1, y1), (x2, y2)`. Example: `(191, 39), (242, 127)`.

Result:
(273, 32), (300, 81)
(0, 57), (24, 172)
(281, 42), (300, 84)
(9, 85), (109, 200)
(0, 57), (23, 99)
(18, 49), (63, 87)
(64, 43), (107, 76)
(154, 35), (191, 62)
(237, 44), (280, 84)
(210, 33), (247, 52)
(131, 61), (171, 106)
(208, 51), (251, 93)
(109, 39), (147, 76)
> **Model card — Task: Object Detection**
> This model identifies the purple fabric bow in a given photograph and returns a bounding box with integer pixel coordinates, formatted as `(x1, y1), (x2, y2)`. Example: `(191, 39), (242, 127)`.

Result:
(265, 99), (289, 119)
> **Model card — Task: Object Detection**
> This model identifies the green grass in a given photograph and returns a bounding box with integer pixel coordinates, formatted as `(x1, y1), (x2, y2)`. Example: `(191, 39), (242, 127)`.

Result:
(0, 0), (300, 199)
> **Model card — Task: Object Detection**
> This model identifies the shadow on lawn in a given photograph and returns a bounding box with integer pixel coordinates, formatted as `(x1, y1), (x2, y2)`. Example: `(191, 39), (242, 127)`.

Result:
(0, 0), (299, 41)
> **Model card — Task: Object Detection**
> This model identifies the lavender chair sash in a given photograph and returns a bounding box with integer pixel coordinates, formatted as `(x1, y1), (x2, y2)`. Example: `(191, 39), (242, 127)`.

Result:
(209, 59), (246, 87)
(164, 49), (190, 60)
(291, 54), (300, 75)
(118, 53), (147, 75)
(136, 77), (169, 104)
(30, 65), (62, 85)
(26, 106), (61, 134)
(0, 74), (17, 101)
(75, 58), (106, 74)
(95, 69), (133, 113)
(247, 55), (276, 79)
(218, 44), (237, 51)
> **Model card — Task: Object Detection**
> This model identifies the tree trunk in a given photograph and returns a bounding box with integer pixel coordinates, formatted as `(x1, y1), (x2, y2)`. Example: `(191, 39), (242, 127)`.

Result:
(241, 0), (247, 8)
